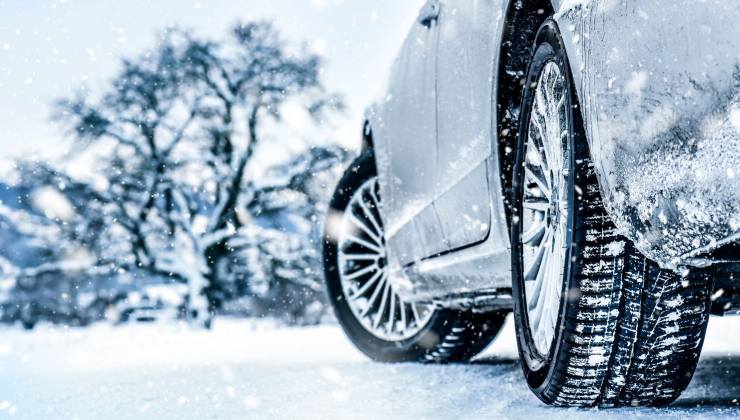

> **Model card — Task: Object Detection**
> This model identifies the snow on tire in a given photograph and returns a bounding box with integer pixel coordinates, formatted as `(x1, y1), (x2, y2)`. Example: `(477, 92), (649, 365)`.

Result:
(510, 19), (713, 407)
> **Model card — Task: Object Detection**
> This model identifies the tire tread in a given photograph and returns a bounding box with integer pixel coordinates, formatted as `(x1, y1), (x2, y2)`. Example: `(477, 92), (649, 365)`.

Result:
(542, 160), (711, 408)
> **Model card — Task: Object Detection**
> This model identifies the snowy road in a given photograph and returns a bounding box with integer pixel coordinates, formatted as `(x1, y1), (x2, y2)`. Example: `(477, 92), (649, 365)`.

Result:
(1, 316), (740, 419)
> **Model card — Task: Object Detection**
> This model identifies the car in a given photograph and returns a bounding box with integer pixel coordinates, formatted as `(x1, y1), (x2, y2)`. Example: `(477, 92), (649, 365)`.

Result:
(322, 0), (740, 408)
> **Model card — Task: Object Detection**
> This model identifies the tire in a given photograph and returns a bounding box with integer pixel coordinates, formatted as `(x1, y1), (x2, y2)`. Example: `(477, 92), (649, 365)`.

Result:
(510, 19), (712, 407)
(323, 150), (507, 363)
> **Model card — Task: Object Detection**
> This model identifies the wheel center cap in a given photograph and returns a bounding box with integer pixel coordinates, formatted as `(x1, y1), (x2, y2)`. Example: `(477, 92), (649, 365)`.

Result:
(378, 256), (387, 269)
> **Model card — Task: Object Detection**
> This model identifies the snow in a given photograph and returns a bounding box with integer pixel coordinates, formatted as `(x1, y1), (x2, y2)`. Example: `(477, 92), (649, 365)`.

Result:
(2, 316), (740, 419)
(556, 0), (740, 269)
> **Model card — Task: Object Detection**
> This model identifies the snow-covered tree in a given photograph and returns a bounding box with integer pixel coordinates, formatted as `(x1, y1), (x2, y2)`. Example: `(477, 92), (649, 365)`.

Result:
(42, 21), (346, 326)
(220, 145), (349, 324)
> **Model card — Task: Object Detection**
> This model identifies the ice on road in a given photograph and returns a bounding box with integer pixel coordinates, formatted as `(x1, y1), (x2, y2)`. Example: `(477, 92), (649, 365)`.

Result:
(1, 316), (740, 419)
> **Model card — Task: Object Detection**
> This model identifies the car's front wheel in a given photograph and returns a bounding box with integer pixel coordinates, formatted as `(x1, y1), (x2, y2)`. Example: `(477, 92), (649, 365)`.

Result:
(510, 19), (713, 407)
(323, 150), (507, 363)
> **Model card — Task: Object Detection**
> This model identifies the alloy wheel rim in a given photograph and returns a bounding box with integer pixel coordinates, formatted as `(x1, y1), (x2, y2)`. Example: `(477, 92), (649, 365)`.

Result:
(521, 61), (570, 357)
(337, 177), (433, 341)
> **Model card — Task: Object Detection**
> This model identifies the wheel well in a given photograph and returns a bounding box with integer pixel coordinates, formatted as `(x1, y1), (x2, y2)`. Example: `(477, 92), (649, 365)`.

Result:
(496, 0), (554, 225)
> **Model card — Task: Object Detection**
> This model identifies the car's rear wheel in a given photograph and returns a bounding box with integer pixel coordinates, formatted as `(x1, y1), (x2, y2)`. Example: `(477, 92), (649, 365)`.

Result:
(324, 150), (507, 362)
(510, 19), (713, 407)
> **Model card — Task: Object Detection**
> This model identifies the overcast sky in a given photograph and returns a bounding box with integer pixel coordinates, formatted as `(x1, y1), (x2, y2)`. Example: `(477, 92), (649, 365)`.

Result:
(0, 0), (423, 167)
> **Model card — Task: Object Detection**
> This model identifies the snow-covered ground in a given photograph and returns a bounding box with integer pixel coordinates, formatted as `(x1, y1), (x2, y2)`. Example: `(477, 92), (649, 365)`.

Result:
(1, 316), (739, 419)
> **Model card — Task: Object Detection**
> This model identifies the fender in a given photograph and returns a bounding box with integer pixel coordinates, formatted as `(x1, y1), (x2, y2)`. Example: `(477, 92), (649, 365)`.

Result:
(555, 0), (740, 269)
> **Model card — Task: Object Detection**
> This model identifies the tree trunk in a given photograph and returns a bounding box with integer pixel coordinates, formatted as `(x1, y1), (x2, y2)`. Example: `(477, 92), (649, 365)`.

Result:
(202, 105), (261, 316)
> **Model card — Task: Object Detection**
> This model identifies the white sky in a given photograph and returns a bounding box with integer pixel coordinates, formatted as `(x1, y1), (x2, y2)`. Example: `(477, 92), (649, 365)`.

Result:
(0, 0), (423, 167)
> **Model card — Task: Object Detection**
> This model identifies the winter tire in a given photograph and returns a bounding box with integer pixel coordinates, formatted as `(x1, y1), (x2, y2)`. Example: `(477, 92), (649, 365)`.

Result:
(510, 19), (713, 407)
(323, 150), (507, 363)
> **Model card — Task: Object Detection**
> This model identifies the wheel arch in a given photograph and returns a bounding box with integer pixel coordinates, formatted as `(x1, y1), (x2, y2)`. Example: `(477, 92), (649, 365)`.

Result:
(496, 0), (555, 227)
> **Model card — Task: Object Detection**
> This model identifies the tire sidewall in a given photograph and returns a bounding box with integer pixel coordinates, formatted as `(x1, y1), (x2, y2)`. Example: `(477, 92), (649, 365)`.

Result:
(511, 20), (580, 390)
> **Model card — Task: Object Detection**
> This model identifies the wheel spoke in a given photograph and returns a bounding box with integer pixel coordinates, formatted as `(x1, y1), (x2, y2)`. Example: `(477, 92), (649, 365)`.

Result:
(558, 94), (566, 110)
(356, 193), (383, 240)
(528, 248), (551, 328)
(343, 263), (378, 281)
(535, 237), (559, 328)
(348, 212), (383, 247)
(533, 96), (556, 169)
(360, 275), (386, 317)
(534, 87), (548, 127)
(525, 228), (551, 282)
(340, 253), (380, 262)
(530, 112), (549, 166)
(368, 183), (384, 230)
(522, 218), (546, 245)
(527, 136), (548, 171)
(547, 247), (562, 334)
(523, 197), (549, 212)
(348, 270), (383, 301)
(411, 303), (422, 326)
(373, 280), (391, 329)
(387, 290), (396, 333)
(520, 61), (570, 357)
(338, 177), (432, 341)
(525, 162), (551, 197)
(343, 233), (382, 254)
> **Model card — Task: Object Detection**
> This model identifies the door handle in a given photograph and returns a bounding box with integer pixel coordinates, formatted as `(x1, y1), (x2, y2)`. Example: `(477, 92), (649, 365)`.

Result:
(418, 0), (441, 28)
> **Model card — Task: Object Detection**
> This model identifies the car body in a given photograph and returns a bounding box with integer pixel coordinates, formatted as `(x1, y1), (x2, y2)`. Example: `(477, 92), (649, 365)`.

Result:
(323, 0), (739, 407)
(363, 0), (739, 304)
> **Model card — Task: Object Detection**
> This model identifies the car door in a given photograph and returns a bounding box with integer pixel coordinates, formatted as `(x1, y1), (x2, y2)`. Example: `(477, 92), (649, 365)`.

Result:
(433, 0), (495, 251)
(370, 0), (447, 267)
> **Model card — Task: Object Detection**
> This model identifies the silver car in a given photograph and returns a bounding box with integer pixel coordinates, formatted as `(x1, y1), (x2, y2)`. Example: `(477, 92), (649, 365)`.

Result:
(323, 0), (740, 407)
